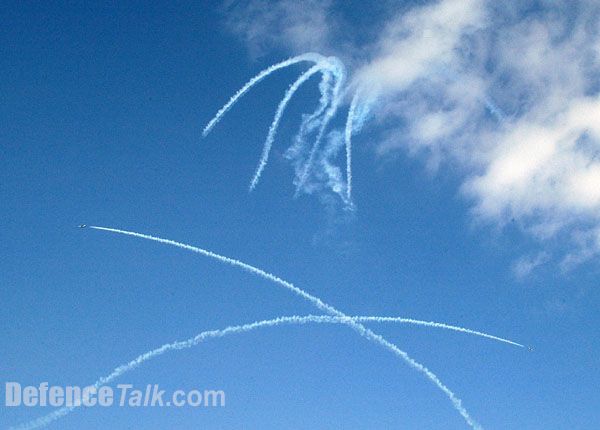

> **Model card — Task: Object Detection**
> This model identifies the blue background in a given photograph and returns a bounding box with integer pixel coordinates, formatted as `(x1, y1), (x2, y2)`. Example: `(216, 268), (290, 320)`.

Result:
(2, 2), (599, 429)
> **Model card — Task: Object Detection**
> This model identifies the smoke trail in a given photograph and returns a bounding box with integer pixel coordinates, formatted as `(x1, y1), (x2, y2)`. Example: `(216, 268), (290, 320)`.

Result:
(294, 58), (346, 196)
(11, 314), (520, 429)
(342, 87), (377, 206)
(355, 316), (523, 348)
(284, 70), (336, 197)
(344, 90), (360, 205)
(202, 53), (328, 137)
(249, 64), (325, 191)
(86, 226), (484, 430)
(315, 130), (347, 200)
(284, 70), (333, 166)
(202, 53), (356, 204)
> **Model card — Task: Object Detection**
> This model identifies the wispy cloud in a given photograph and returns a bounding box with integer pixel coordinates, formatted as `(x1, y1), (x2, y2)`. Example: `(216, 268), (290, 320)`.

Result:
(512, 251), (550, 279)
(223, 0), (333, 57)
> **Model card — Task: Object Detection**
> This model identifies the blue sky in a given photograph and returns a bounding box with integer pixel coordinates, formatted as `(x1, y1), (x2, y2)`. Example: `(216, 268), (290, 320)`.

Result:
(2, 1), (600, 429)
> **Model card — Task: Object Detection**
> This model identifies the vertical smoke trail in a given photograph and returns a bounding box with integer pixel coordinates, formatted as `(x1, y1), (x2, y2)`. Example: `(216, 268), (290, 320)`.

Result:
(317, 130), (346, 199)
(344, 90), (360, 205)
(249, 64), (326, 191)
(294, 58), (347, 196)
(87, 226), (483, 430)
(285, 70), (333, 164)
(11, 314), (518, 429)
(343, 87), (376, 206)
(202, 52), (327, 137)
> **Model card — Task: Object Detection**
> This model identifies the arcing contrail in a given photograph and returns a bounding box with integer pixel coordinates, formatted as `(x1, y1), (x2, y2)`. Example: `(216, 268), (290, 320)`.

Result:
(202, 53), (358, 209)
(86, 225), (485, 429)
(357, 316), (523, 347)
(202, 52), (328, 137)
(10, 314), (521, 430)
(249, 64), (325, 191)
(202, 53), (509, 209)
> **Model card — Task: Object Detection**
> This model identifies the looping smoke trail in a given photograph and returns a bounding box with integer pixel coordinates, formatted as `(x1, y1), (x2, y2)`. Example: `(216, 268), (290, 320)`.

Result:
(202, 53), (354, 206)
(10, 314), (521, 430)
(202, 52), (327, 137)
(85, 226), (484, 430)
(203, 54), (507, 208)
(249, 64), (325, 191)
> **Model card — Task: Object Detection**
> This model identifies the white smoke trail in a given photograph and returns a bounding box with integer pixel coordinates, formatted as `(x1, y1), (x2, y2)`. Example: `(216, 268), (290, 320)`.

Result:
(202, 52), (327, 137)
(299, 70), (334, 138)
(317, 130), (347, 199)
(344, 90), (360, 205)
(249, 64), (325, 191)
(284, 70), (335, 195)
(86, 225), (484, 430)
(355, 316), (523, 348)
(202, 53), (358, 204)
(11, 314), (521, 429)
(342, 87), (377, 207)
(294, 58), (346, 196)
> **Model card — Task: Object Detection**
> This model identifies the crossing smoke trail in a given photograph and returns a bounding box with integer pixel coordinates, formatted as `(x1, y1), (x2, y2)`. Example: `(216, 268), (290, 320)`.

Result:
(85, 225), (485, 429)
(10, 313), (521, 430)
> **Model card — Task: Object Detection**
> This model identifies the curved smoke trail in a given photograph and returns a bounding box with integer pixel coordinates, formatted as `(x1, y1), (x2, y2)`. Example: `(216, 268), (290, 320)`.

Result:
(202, 52), (328, 137)
(249, 64), (325, 191)
(10, 314), (521, 429)
(202, 53), (355, 206)
(284, 70), (334, 190)
(85, 225), (484, 430)
(203, 54), (506, 207)
(286, 69), (334, 160)
(294, 58), (346, 196)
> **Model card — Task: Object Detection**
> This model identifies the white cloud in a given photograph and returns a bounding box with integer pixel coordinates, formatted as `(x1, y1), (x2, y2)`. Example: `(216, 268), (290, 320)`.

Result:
(512, 251), (550, 279)
(355, 0), (486, 92)
(223, 0), (333, 57)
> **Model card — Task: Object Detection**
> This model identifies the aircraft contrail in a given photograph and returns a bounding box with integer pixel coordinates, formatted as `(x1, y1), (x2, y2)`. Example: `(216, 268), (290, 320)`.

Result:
(202, 54), (507, 209)
(10, 313), (521, 429)
(85, 225), (485, 429)
(285, 70), (334, 162)
(203, 53), (356, 208)
(202, 52), (328, 137)
(344, 91), (360, 204)
(249, 64), (325, 191)
(294, 58), (346, 197)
